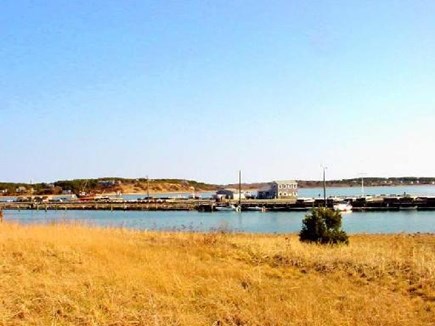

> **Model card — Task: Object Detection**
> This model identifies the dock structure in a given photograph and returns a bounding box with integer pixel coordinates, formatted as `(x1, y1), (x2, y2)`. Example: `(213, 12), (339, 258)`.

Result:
(1, 196), (435, 212)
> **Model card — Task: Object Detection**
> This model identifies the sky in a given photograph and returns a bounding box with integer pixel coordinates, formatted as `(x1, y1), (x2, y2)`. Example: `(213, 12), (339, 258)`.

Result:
(1, 1), (434, 184)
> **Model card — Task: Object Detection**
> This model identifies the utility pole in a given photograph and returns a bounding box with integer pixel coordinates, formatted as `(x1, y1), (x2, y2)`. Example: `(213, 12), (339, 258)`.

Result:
(322, 165), (327, 207)
(146, 175), (150, 200)
(358, 173), (367, 197)
(238, 170), (242, 208)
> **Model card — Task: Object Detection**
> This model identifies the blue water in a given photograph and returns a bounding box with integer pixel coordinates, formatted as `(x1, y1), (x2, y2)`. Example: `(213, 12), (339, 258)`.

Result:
(3, 209), (435, 234)
(298, 185), (435, 198)
(3, 185), (435, 234)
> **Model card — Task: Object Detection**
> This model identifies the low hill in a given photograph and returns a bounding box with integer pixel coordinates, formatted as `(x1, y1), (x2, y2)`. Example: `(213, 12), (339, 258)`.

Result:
(1, 176), (434, 196)
(0, 178), (220, 196)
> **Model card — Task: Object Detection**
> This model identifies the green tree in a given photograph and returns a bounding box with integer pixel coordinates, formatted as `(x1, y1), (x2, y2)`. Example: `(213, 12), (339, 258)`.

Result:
(299, 208), (349, 244)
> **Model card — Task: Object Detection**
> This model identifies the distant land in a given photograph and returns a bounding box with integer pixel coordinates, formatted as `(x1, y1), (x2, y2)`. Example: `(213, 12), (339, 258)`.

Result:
(1, 177), (435, 196)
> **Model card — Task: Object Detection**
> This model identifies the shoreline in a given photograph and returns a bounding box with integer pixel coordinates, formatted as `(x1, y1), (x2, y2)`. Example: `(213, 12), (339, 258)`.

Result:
(1, 184), (435, 198)
(1, 220), (435, 236)
(1, 218), (435, 234)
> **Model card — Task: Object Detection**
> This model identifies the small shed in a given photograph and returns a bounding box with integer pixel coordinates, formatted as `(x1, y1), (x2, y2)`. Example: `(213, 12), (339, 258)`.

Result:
(215, 189), (246, 200)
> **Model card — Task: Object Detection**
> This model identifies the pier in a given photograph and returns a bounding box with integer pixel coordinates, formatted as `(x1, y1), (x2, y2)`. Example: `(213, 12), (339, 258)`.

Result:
(2, 195), (435, 212)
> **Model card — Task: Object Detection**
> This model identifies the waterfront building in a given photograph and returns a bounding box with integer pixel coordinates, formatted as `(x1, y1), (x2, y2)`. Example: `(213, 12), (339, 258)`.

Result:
(215, 189), (246, 201)
(257, 180), (298, 199)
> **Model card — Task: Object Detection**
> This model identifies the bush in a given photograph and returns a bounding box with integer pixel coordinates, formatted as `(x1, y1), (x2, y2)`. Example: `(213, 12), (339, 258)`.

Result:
(299, 208), (349, 244)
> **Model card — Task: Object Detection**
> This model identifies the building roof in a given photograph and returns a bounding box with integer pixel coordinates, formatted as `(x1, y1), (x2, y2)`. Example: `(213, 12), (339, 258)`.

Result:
(273, 180), (297, 184)
(216, 188), (239, 193)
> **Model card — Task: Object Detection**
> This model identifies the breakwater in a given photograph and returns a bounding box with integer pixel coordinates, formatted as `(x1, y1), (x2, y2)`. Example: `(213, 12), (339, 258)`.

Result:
(2, 196), (435, 212)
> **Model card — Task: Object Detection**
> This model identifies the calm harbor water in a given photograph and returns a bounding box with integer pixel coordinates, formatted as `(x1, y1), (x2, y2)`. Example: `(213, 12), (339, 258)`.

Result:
(3, 209), (435, 234)
(2, 186), (435, 234)
(298, 185), (435, 198)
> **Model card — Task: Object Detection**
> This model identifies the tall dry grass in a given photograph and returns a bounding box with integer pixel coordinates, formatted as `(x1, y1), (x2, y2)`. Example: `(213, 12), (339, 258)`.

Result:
(0, 222), (434, 325)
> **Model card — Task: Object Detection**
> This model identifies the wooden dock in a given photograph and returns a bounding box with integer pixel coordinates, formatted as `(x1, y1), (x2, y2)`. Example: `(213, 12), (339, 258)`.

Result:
(1, 196), (435, 212)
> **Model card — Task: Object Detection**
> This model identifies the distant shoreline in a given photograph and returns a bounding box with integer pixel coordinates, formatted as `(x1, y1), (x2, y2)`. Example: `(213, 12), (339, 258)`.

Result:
(300, 183), (435, 188)
(1, 183), (435, 198)
(124, 183), (435, 194)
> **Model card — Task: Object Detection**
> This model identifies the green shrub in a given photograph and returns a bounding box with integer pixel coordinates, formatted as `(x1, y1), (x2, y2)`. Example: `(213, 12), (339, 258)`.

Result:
(299, 208), (349, 244)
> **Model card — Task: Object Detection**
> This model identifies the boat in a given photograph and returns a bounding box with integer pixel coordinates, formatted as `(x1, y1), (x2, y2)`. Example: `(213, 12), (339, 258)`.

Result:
(333, 202), (353, 212)
(75, 192), (97, 201)
(75, 192), (109, 202)
(214, 204), (239, 212)
(399, 205), (418, 211)
(245, 206), (265, 211)
(298, 197), (315, 204)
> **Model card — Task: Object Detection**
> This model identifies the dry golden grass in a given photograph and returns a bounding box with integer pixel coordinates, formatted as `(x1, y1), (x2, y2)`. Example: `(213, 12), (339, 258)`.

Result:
(0, 222), (434, 325)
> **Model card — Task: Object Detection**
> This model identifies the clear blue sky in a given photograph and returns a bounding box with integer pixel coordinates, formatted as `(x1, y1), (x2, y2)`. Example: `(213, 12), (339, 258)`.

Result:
(1, 1), (434, 184)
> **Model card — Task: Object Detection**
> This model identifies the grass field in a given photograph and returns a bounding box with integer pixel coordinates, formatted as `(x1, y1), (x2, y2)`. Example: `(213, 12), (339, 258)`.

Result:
(0, 222), (434, 325)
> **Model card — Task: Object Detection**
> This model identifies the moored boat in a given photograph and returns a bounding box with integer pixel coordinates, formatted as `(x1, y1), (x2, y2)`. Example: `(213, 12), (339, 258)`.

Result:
(399, 205), (418, 210)
(214, 204), (238, 212)
(75, 192), (97, 201)
(333, 202), (353, 212)
(245, 206), (262, 211)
